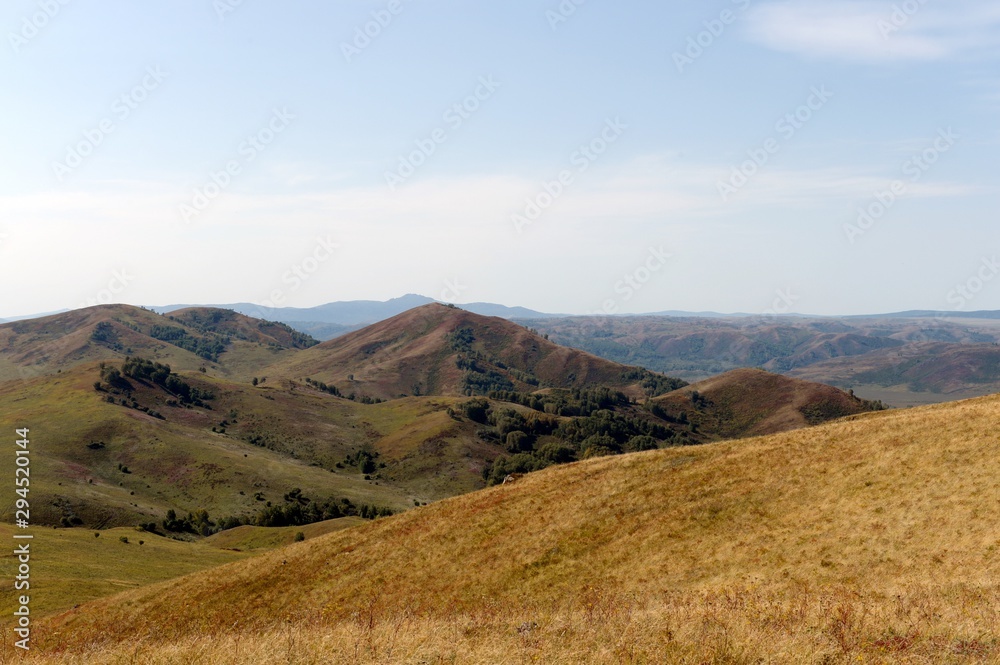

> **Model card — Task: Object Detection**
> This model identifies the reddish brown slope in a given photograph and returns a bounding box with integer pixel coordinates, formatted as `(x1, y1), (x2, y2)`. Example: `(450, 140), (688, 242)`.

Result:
(269, 304), (679, 400)
(652, 367), (884, 439)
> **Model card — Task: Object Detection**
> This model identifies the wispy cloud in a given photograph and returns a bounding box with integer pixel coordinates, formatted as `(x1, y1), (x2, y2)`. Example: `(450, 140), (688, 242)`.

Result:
(744, 0), (1000, 63)
(0, 156), (978, 233)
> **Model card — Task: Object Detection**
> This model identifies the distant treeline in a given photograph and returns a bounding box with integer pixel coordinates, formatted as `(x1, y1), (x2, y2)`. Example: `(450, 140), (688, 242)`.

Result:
(455, 386), (695, 486)
(144, 490), (393, 537)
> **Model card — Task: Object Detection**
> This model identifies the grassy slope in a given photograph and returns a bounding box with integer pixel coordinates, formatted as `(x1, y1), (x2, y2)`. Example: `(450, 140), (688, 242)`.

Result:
(0, 359), (518, 530)
(0, 364), (492, 529)
(203, 517), (366, 551)
(0, 525), (248, 618)
(31, 393), (1000, 662)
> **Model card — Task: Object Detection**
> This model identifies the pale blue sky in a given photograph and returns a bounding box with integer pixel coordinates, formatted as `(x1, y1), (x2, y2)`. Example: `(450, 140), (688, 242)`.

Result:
(1, 0), (998, 317)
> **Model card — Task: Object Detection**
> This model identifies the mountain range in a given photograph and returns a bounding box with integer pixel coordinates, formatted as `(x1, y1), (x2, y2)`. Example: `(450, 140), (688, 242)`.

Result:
(8, 294), (1000, 410)
(0, 302), (882, 531)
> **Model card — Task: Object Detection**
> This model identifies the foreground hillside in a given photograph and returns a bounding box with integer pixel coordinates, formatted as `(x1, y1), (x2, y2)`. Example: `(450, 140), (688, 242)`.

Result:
(32, 393), (1000, 663)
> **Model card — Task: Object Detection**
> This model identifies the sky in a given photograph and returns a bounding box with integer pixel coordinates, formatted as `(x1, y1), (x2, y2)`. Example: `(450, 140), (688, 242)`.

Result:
(1, 0), (999, 318)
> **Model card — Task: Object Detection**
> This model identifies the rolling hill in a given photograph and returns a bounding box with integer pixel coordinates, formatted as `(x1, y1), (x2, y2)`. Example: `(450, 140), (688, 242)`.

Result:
(32, 392), (1000, 663)
(0, 304), (689, 532)
(0, 304), (317, 383)
(651, 368), (886, 440)
(0, 357), (538, 530)
(788, 341), (1000, 395)
(270, 303), (681, 401)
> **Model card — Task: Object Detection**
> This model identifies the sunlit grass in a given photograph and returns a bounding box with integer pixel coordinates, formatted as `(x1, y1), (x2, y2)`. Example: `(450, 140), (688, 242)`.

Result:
(14, 393), (1000, 662)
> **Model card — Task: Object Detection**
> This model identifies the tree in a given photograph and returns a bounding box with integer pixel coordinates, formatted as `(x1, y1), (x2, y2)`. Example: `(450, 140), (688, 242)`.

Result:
(505, 430), (532, 453)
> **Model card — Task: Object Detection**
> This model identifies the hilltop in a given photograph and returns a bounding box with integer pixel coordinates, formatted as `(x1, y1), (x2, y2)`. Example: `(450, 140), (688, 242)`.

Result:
(34, 393), (1000, 662)
(652, 367), (885, 440)
(270, 303), (681, 401)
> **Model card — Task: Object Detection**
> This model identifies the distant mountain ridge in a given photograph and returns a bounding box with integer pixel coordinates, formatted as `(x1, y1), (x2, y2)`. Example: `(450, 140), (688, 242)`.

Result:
(153, 295), (563, 332)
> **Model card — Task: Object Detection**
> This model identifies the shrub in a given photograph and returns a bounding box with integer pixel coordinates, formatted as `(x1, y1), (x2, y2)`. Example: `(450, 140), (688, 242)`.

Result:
(461, 398), (491, 424)
(625, 435), (659, 452)
(537, 442), (577, 464)
(580, 434), (621, 458)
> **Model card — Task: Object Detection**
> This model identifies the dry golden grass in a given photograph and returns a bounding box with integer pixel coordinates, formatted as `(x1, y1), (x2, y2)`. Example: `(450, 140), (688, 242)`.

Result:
(12, 588), (1000, 664)
(14, 394), (1000, 663)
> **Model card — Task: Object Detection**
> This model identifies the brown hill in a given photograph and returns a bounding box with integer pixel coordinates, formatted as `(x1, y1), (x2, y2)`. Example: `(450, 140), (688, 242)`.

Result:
(270, 303), (682, 401)
(0, 305), (317, 383)
(652, 368), (884, 439)
(166, 307), (317, 350)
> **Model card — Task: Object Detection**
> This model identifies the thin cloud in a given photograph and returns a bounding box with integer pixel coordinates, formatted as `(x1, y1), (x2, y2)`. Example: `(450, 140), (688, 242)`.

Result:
(744, 0), (1000, 63)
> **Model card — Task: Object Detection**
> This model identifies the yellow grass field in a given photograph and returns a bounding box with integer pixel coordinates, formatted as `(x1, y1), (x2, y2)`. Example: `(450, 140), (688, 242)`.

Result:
(10, 393), (1000, 663)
